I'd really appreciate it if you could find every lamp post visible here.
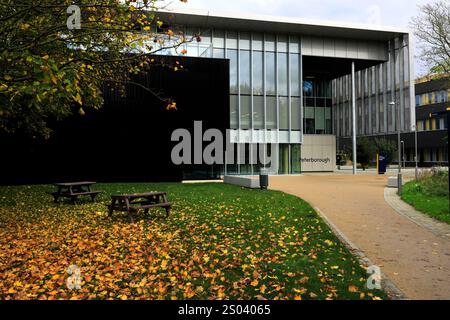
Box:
[401,140,405,168]
[390,101,402,195]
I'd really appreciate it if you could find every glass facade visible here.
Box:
[332,35,414,137]
[153,21,413,175]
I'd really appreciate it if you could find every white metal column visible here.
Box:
[351,62,357,175]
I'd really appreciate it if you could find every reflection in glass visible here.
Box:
[200,29,212,43]
[240,50,251,94]
[291,97,301,130]
[315,107,325,133]
[279,97,289,130]
[267,96,277,129]
[240,95,251,129]
[254,96,264,129]
[289,36,300,53]
[253,51,264,95]
[279,144,289,174]
[227,49,238,94]
[226,31,238,49]
[213,48,225,59]
[265,52,276,95]
[291,145,301,174]
[290,54,300,96]
[239,32,251,50]
[277,35,288,52]
[230,95,239,129]
[278,53,288,96]
[304,80,313,97]
[253,33,263,51]
[213,30,225,48]
[265,34,276,52]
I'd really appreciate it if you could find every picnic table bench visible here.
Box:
[50,182,103,204]
[107,192,171,223]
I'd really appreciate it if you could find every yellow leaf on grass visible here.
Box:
[348,285,359,293]
[250,279,259,287]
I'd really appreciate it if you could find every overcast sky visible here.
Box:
[170,0,435,76]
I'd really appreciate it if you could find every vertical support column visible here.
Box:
[352,61,357,175]
[399,36,405,132]
[237,32,241,175]
[263,34,267,169]
[250,32,254,175]
[407,33,418,179]
[300,39,304,142]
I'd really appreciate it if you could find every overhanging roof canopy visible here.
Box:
[159,8,410,42]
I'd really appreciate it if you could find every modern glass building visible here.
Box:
[156,9,416,175]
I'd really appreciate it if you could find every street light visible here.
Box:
[389,101,403,195]
[401,140,406,168]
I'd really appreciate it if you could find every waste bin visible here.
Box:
[378,154,387,175]
[259,169,269,190]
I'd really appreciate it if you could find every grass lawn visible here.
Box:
[402,180,450,224]
[0,183,386,300]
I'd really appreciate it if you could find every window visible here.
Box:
[227,49,238,94]
[240,95,251,129]
[415,95,421,107]
[289,36,300,54]
[253,51,263,95]
[239,50,251,94]
[230,95,239,129]
[254,96,264,129]
[253,33,263,51]
[239,32,250,50]
[278,53,288,96]
[213,30,225,48]
[315,107,325,134]
[440,118,446,130]
[279,97,289,130]
[265,52,276,95]
[429,92,435,104]
[422,93,429,105]
[213,49,225,58]
[226,31,238,49]
[290,54,300,96]
[291,97,301,131]
[291,145,301,174]
[304,81,313,97]
[439,90,447,103]
[265,34,276,52]
[277,35,288,53]
[266,96,277,129]
[431,118,437,130]
[417,120,424,131]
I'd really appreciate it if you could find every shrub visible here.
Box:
[416,169,449,197]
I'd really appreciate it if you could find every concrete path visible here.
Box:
[270,174,450,300]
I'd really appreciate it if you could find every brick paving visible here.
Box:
[270,174,450,300]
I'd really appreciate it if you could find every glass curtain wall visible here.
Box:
[332,34,413,138]
[303,79,333,135]
[159,26,304,175]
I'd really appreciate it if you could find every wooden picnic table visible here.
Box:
[107,192,171,223]
[50,181,103,204]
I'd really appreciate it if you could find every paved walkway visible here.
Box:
[270,174,450,300]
